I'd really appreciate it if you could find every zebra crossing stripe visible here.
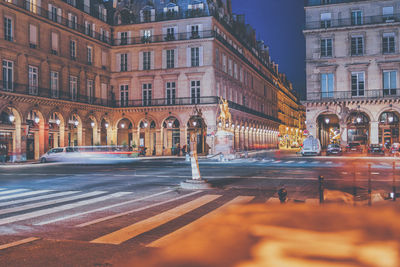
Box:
[272,160,281,163]
[0,191,106,216]
[0,190,53,201]
[0,192,128,226]
[76,191,201,228]
[0,189,29,196]
[148,196,254,248]
[298,161,306,164]
[0,237,40,251]
[285,161,294,164]
[37,190,174,225]
[0,191,79,208]
[266,197,280,203]
[91,194,221,245]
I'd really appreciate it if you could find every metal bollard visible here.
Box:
[318,176,324,204]
[368,164,371,206]
[393,162,396,201]
[353,172,357,206]
[278,188,287,204]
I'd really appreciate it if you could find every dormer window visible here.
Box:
[164,3,179,19]
[188,1,204,17]
[140,6,155,22]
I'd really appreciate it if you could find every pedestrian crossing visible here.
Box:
[0,187,360,250]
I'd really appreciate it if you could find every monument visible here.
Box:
[214,97,235,160]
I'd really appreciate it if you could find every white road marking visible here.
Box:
[0,191,106,216]
[285,161,294,164]
[0,192,128,226]
[371,172,380,175]
[0,189,29,196]
[76,191,202,228]
[37,190,174,225]
[148,196,254,248]
[0,190,53,201]
[311,161,318,164]
[272,160,281,164]
[91,194,221,245]
[0,191,79,208]
[298,161,306,164]
[0,237,40,251]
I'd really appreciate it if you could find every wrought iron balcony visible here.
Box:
[305,0,369,7]
[305,13,400,30]
[306,89,400,101]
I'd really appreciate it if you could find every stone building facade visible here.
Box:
[0,0,302,161]
[304,0,400,148]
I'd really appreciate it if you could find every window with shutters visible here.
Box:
[383,33,395,54]
[191,47,199,67]
[50,5,58,22]
[2,60,13,91]
[68,13,77,29]
[165,27,175,41]
[166,49,174,69]
[51,32,59,55]
[4,17,12,42]
[321,73,334,98]
[166,82,176,105]
[351,72,365,96]
[120,32,128,45]
[351,10,363,25]
[87,80,94,103]
[141,29,152,43]
[87,46,93,64]
[69,76,77,100]
[120,53,128,71]
[50,71,59,98]
[351,36,363,56]
[70,40,76,60]
[190,25,200,39]
[29,24,37,48]
[102,50,107,68]
[85,21,92,36]
[25,0,37,13]
[190,80,200,104]
[383,71,397,96]
[142,83,152,106]
[143,51,151,70]
[28,66,38,95]
[320,12,331,28]
[320,38,332,57]
[120,84,129,107]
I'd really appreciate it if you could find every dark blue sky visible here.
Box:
[232,0,306,99]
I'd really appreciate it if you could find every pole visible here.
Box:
[393,162,396,201]
[368,164,371,206]
[353,172,357,206]
[318,175,324,204]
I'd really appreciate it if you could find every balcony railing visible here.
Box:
[305,13,400,30]
[0,81,111,106]
[113,30,214,45]
[306,89,400,101]
[305,0,369,6]
[2,0,111,44]
[0,81,278,122]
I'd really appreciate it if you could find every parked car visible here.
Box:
[367,144,385,155]
[326,144,342,155]
[301,136,321,156]
[345,142,363,153]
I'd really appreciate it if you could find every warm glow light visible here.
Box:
[356,117,362,123]
[9,114,15,123]
[90,121,95,128]
[325,118,330,124]
[56,119,61,125]
[225,123,229,128]
[144,121,148,128]
[232,124,235,128]
[168,121,173,128]
[193,121,197,127]
[34,117,40,124]
[389,116,394,123]
[74,120,79,126]
[105,123,109,128]
[121,123,125,129]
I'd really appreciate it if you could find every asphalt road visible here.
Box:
[0,151,399,266]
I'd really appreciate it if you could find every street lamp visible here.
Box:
[143,121,148,128]
[105,122,109,128]
[90,121,95,128]
[356,117,362,124]
[325,118,330,124]
[56,119,61,125]
[9,114,15,123]
[388,115,394,123]
[168,121,173,128]
[193,121,197,127]
[74,120,79,127]
[121,123,125,129]
[34,116,40,124]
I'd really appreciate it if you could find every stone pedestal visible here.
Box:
[214,130,235,159]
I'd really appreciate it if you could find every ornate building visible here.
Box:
[0,0,301,161]
[304,0,400,148]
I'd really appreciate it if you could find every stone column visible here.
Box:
[239,129,244,151]
[370,121,379,145]
[156,129,163,156]
[340,123,348,145]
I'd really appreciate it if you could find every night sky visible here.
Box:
[232,0,306,99]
